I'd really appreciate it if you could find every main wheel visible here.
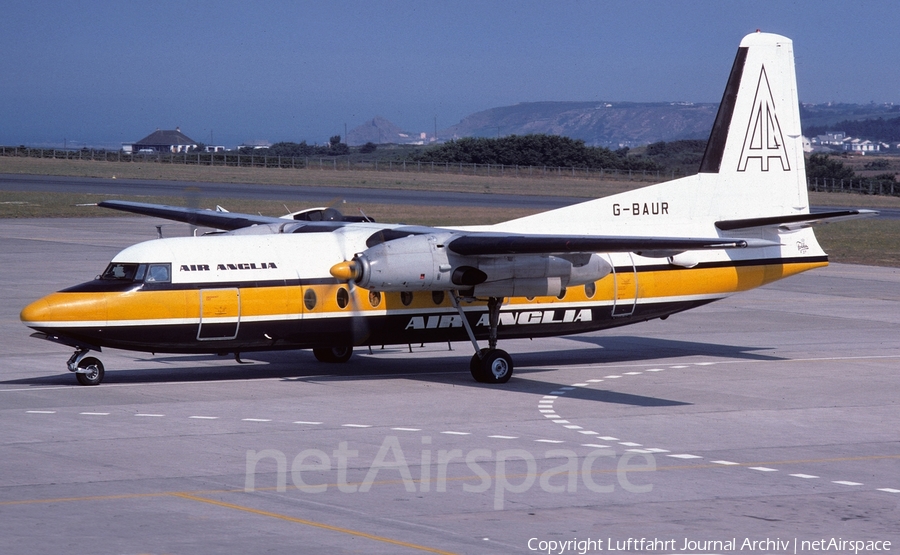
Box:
[469,349,513,384]
[313,346,353,363]
[75,356,105,386]
[469,349,491,383]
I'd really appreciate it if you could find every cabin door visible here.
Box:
[609,253,638,318]
[197,288,241,340]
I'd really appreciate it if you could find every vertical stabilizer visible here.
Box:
[698,32,807,215]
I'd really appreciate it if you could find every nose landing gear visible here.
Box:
[68,348,105,386]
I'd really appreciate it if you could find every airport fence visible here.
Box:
[0,145,682,183]
[807,176,898,197]
[2,146,898,195]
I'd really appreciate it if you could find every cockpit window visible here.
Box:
[99,262,169,283]
[101,263,141,281]
[145,263,171,283]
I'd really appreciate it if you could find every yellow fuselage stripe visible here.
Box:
[23,261,826,326]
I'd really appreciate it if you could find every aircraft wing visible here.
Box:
[447,234,761,256]
[97,200,286,230]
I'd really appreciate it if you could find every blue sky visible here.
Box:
[2,1,898,149]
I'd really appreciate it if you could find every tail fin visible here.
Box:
[698,31,808,216]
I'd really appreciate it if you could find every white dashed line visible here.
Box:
[79,412,109,416]
[293,421,322,425]
[391,427,421,432]
[26,410,56,414]
[135,413,165,417]
[534,362,884,498]
[189,416,218,420]
[241,418,272,422]
[342,424,372,428]
[440,431,470,435]
[488,435,518,439]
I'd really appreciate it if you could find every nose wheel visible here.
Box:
[68,349,105,386]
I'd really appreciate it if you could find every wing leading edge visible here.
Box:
[447,234,761,257]
[98,200,284,230]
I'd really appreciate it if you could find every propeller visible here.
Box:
[330,225,372,350]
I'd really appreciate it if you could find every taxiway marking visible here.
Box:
[536,360,900,498]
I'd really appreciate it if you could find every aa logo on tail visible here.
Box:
[737,66,790,172]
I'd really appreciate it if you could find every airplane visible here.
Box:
[21,31,876,386]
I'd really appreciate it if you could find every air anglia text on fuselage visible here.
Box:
[179,263,278,272]
[406,309,592,330]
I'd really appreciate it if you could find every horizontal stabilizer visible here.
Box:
[716,209,878,232]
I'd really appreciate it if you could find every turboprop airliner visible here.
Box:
[21,32,875,385]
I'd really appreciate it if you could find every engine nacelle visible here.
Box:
[338,233,612,297]
[472,253,611,297]
[351,232,460,291]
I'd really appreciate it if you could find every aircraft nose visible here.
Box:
[20,292,107,329]
[20,297,53,326]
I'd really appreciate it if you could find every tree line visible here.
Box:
[237,135,352,156]
[806,153,896,184]
[410,135,660,171]
[188,131,894,186]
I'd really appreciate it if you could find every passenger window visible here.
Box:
[145,264,171,283]
[304,289,317,310]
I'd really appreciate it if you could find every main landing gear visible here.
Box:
[68,348,105,386]
[451,294,513,384]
